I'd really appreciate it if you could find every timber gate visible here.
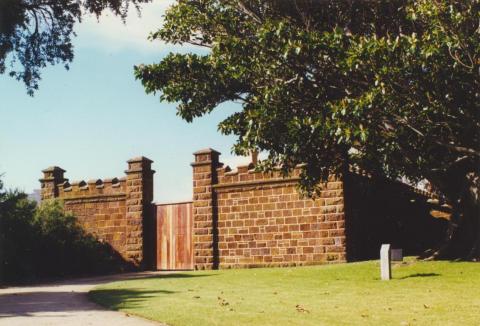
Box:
[155,202,194,270]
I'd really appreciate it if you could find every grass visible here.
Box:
[89,258,480,326]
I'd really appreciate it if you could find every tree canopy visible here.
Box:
[136,0,479,259]
[0,0,150,95]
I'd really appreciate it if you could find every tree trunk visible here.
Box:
[427,171,479,261]
[465,172,480,260]
[467,213,480,260]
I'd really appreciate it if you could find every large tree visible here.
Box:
[135,0,480,259]
[0,0,150,95]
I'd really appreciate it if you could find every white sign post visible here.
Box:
[380,244,391,280]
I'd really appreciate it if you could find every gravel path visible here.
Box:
[0,272,168,326]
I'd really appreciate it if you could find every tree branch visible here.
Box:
[235,1,263,24]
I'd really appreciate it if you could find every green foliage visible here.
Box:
[136,1,479,257]
[0,0,151,95]
[0,181,130,284]
[137,0,478,189]
[0,182,38,282]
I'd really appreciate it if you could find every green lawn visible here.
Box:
[89,259,480,326]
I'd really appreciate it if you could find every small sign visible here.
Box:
[380,244,391,280]
[391,249,403,261]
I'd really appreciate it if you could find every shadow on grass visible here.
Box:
[89,273,217,310]
[398,273,440,279]
[89,288,177,310]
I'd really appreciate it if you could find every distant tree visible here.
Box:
[0,0,150,95]
[135,0,479,259]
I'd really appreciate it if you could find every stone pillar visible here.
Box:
[125,156,155,268]
[39,166,66,200]
[191,148,221,270]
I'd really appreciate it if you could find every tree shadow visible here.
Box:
[398,272,440,279]
[0,272,215,318]
[89,273,217,311]
[89,288,177,311]
[0,288,175,318]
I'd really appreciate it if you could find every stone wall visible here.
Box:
[191,149,346,270]
[39,157,155,267]
[39,150,447,272]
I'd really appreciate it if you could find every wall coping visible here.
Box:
[125,168,156,174]
[62,193,126,200]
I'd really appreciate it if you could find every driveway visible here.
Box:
[0,272,168,326]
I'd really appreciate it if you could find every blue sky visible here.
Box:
[0,1,250,203]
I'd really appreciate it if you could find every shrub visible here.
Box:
[0,184,38,282]
[0,180,131,284]
[33,199,132,279]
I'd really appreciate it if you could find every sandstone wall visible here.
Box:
[39,157,154,267]
[191,149,346,270]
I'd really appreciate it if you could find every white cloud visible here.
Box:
[75,0,200,53]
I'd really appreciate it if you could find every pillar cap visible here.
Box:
[127,156,153,163]
[193,148,221,155]
[42,166,66,173]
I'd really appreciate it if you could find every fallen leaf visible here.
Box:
[296,304,310,313]
[218,297,230,306]
[193,296,200,299]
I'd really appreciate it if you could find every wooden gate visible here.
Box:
[156,202,193,270]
